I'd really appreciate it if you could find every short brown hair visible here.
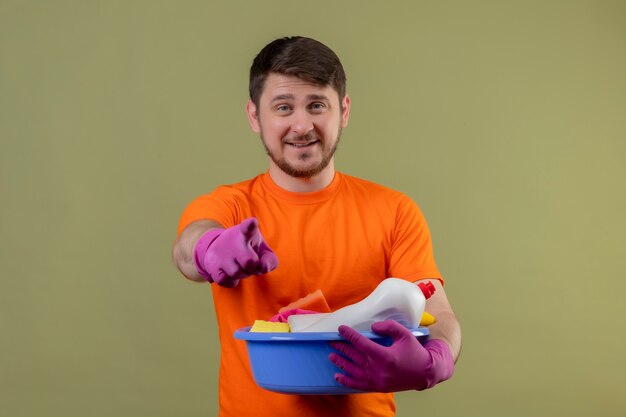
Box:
[249,36,347,106]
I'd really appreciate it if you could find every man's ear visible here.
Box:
[246,100,261,133]
[341,94,351,128]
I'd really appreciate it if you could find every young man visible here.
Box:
[173,36,461,417]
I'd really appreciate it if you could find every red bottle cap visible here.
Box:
[417,281,436,299]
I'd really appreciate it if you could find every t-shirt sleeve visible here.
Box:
[176,186,250,236]
[388,194,443,284]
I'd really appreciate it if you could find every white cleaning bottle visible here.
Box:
[288,278,436,332]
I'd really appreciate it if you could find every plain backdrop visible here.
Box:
[1,1,625,416]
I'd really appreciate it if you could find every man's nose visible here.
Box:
[291,110,314,136]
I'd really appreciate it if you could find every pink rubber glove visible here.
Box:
[329,320,455,392]
[193,217,278,288]
[268,308,319,323]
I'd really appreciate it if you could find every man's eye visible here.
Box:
[276,105,290,112]
[310,102,326,110]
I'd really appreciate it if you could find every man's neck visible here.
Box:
[268,162,335,193]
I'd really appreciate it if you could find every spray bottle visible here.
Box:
[288,278,436,332]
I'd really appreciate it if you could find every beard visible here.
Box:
[260,129,342,179]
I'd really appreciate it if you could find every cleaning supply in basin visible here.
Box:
[252,311,435,333]
[420,311,436,326]
[278,289,331,314]
[269,308,320,323]
[251,281,436,333]
[288,278,436,333]
[250,320,291,333]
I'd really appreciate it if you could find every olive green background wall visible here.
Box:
[1,1,625,416]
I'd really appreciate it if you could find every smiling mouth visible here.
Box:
[286,140,319,148]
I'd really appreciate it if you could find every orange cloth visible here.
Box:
[278,289,331,313]
[177,172,442,417]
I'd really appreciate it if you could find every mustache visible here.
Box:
[283,131,321,143]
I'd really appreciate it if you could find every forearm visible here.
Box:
[417,279,462,361]
[427,309,461,361]
[172,219,224,282]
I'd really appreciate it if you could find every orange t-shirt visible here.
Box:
[177,171,442,417]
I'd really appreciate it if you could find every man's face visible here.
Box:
[246,73,350,178]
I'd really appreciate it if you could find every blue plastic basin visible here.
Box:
[234,326,430,395]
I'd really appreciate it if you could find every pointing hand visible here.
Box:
[193,217,278,287]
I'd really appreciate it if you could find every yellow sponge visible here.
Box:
[250,320,291,333]
[420,311,437,326]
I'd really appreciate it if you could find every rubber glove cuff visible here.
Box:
[193,228,225,282]
[420,338,455,390]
